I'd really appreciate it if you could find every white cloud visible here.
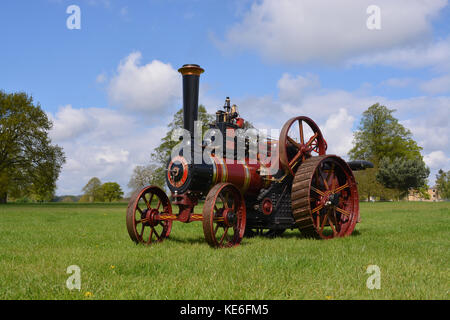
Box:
[108,52,180,113]
[221,0,448,64]
[49,105,167,195]
[400,101,450,153]
[381,77,416,88]
[236,95,286,130]
[48,105,96,142]
[277,73,320,104]
[420,74,450,94]
[281,89,380,124]
[94,147,129,165]
[320,108,355,157]
[350,36,450,70]
[424,151,450,169]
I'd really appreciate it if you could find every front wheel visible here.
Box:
[202,183,246,248]
[126,185,173,245]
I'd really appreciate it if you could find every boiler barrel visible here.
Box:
[166,156,270,196]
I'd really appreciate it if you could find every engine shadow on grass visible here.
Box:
[350,230,362,237]
[164,228,362,246]
[166,235,209,245]
[244,229,362,240]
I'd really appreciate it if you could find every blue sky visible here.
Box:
[1,0,449,195]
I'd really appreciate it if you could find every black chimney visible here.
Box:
[178,64,204,135]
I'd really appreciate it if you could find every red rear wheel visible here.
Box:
[291,155,359,239]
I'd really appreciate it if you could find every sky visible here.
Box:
[1,0,449,195]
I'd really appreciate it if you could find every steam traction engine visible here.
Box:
[126,64,372,248]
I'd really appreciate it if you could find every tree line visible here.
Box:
[79,177,124,202]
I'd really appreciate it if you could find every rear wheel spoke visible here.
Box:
[328,210,337,235]
[320,213,328,233]
[319,168,329,190]
[333,182,349,194]
[312,204,324,214]
[336,207,350,216]
[311,186,325,197]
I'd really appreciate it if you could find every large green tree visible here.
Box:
[349,103,426,200]
[349,103,422,163]
[0,91,65,203]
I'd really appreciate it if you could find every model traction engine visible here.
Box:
[126,64,373,248]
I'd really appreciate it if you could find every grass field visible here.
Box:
[0,201,448,300]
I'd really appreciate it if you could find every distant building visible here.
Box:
[408,187,442,202]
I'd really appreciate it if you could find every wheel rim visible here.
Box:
[126,186,172,245]
[202,183,246,248]
[279,116,327,175]
[292,156,359,239]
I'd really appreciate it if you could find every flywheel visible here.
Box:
[291,155,359,239]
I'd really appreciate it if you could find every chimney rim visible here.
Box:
[178,64,204,76]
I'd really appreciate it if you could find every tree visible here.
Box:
[82,177,103,202]
[376,157,430,198]
[78,194,90,203]
[349,103,422,163]
[349,103,425,200]
[128,164,166,192]
[435,169,450,199]
[101,182,124,202]
[0,91,65,203]
[61,196,75,203]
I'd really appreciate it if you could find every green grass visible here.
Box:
[0,201,448,300]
